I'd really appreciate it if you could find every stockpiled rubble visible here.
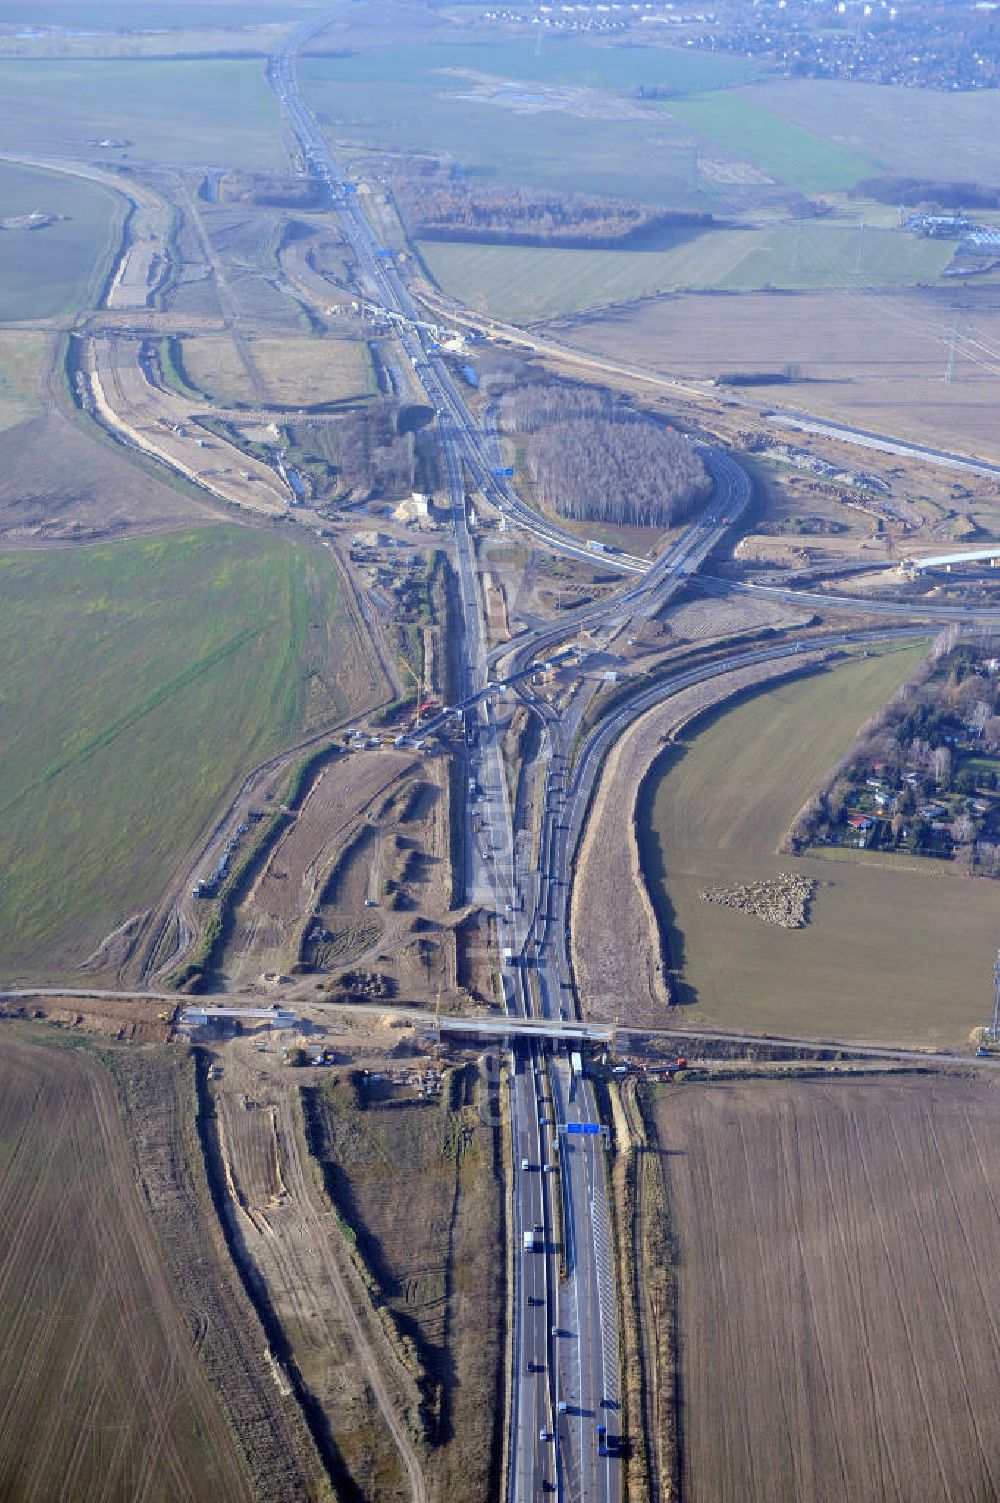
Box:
[700,872,816,928]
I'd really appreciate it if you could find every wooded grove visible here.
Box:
[501,383,710,528]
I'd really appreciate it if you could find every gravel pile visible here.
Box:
[700,872,816,928]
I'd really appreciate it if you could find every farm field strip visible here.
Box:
[307,1068,505,1501]
[741,77,1000,184]
[571,650,832,1028]
[558,283,1000,465]
[0,1035,251,1503]
[0,328,47,429]
[213,1083,421,1500]
[666,89,873,191]
[0,58,290,168]
[302,39,757,96]
[302,72,711,208]
[179,333,375,410]
[0,158,121,320]
[652,1078,1000,1503]
[418,222,951,322]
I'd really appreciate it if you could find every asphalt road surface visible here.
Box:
[262,23,996,1503]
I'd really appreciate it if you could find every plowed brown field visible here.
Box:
[0,1033,250,1503]
[651,1076,1000,1503]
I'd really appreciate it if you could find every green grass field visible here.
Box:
[418,220,952,321]
[0,58,288,167]
[304,39,757,96]
[668,90,873,192]
[302,57,711,206]
[0,161,120,318]
[0,526,368,979]
[743,78,1000,185]
[639,644,1000,1046]
[0,329,46,428]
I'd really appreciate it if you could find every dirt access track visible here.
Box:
[570,649,832,1026]
[209,1047,427,1503]
[86,333,292,516]
[227,748,417,985]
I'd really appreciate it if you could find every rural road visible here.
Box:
[3,987,994,1071]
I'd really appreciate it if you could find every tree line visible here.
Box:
[395,178,711,248]
[501,383,709,529]
[853,176,1000,210]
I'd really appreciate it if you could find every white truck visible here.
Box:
[570,1050,584,1079]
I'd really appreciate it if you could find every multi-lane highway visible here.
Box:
[270,22,629,1503]
[267,23,762,1502]
[265,20,954,1503]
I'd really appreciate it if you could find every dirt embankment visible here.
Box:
[249,751,416,925]
[0,991,173,1042]
[571,653,830,1025]
[224,750,417,987]
[106,236,167,309]
[208,1061,427,1503]
[85,334,291,516]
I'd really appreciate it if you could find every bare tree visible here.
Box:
[910,736,932,770]
[827,777,852,821]
[930,624,960,660]
[954,813,977,845]
[970,699,992,734]
[932,745,953,789]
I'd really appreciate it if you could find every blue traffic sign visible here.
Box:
[566,1122,600,1135]
[492,466,515,477]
